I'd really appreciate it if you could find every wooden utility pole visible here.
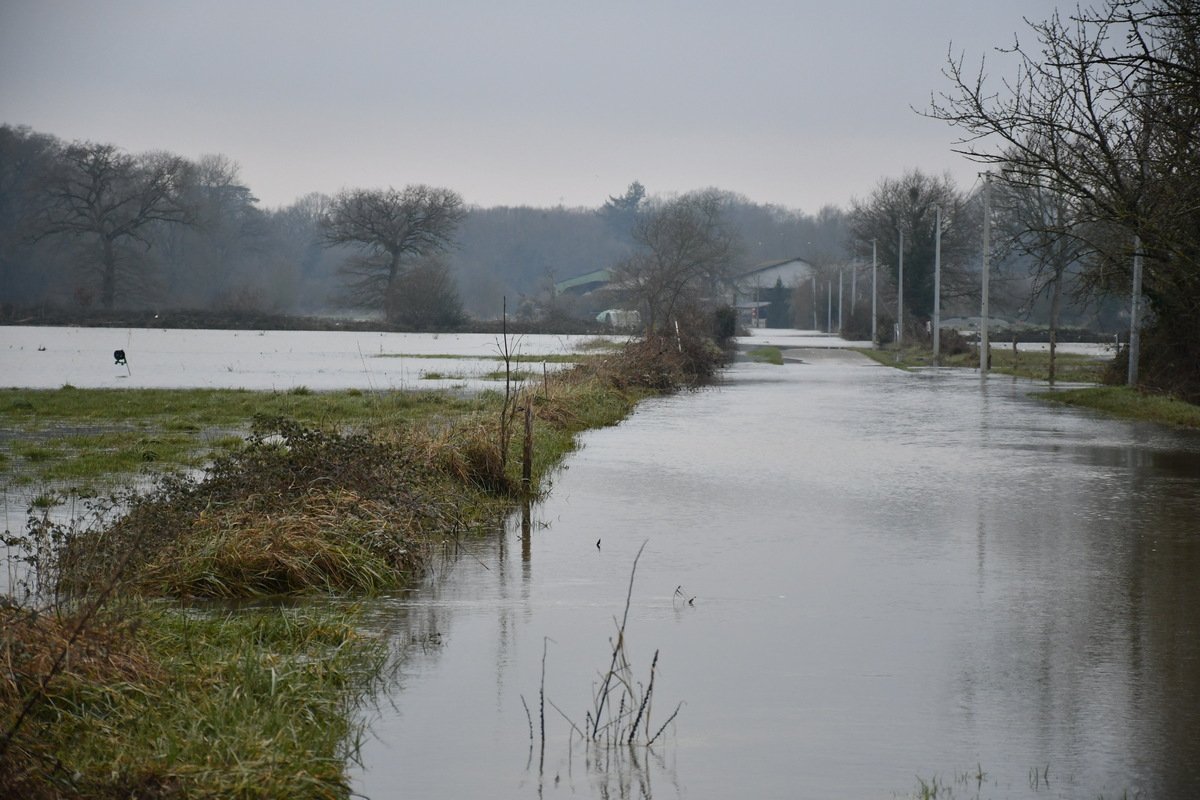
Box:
[933,206,942,364]
[897,229,905,345]
[981,172,992,374]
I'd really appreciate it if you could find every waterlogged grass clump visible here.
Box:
[51,415,478,598]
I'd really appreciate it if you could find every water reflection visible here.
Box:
[352,360,1200,799]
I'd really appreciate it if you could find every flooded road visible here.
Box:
[351,353,1200,799]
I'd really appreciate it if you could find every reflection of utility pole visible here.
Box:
[981,172,992,373]
[871,239,878,345]
[933,206,942,364]
[897,229,905,345]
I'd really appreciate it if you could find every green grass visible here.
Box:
[0,387,494,486]
[746,346,784,365]
[0,386,486,428]
[854,345,1111,383]
[480,369,539,381]
[2,602,386,799]
[1033,385,1200,428]
[375,352,587,363]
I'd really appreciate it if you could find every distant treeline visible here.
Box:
[0,123,851,324]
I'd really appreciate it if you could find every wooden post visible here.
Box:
[1048,330,1057,383]
[522,400,533,494]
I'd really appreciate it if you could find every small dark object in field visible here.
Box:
[114,349,127,365]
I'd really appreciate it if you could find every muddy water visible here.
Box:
[351,355,1200,800]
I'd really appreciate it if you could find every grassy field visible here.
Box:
[0,386,494,488]
[1,333,723,798]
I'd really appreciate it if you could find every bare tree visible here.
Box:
[848,169,979,324]
[613,189,742,331]
[149,154,269,307]
[991,156,1094,378]
[927,0,1200,397]
[30,142,194,309]
[389,254,466,329]
[0,125,61,305]
[321,185,465,322]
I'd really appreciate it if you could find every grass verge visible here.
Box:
[1032,385,1200,428]
[746,346,784,365]
[1,601,385,799]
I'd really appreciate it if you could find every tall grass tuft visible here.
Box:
[530,542,682,768]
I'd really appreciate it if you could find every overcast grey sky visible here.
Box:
[1,0,1057,212]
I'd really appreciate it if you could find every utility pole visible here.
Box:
[871,239,878,345]
[933,206,942,364]
[851,264,857,314]
[827,279,832,332]
[1129,235,1142,386]
[981,172,992,374]
[897,229,905,345]
[1129,77,1151,387]
[812,274,818,330]
[838,270,844,333]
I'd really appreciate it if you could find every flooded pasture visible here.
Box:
[350,339,1199,799]
[0,325,593,392]
[0,325,601,537]
[2,326,1197,798]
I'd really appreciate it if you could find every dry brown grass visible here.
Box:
[1,606,158,708]
[1,605,166,799]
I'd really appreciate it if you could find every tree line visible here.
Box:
[0,126,1141,345]
[0,127,849,327]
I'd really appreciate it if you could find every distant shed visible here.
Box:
[732,258,814,304]
[554,268,613,296]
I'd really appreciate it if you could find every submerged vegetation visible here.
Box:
[855,340,1200,429]
[854,343,1113,384]
[746,345,784,365]
[1,331,725,798]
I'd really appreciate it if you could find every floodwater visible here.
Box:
[349,333,1199,800]
[0,325,595,391]
[3,326,1196,798]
